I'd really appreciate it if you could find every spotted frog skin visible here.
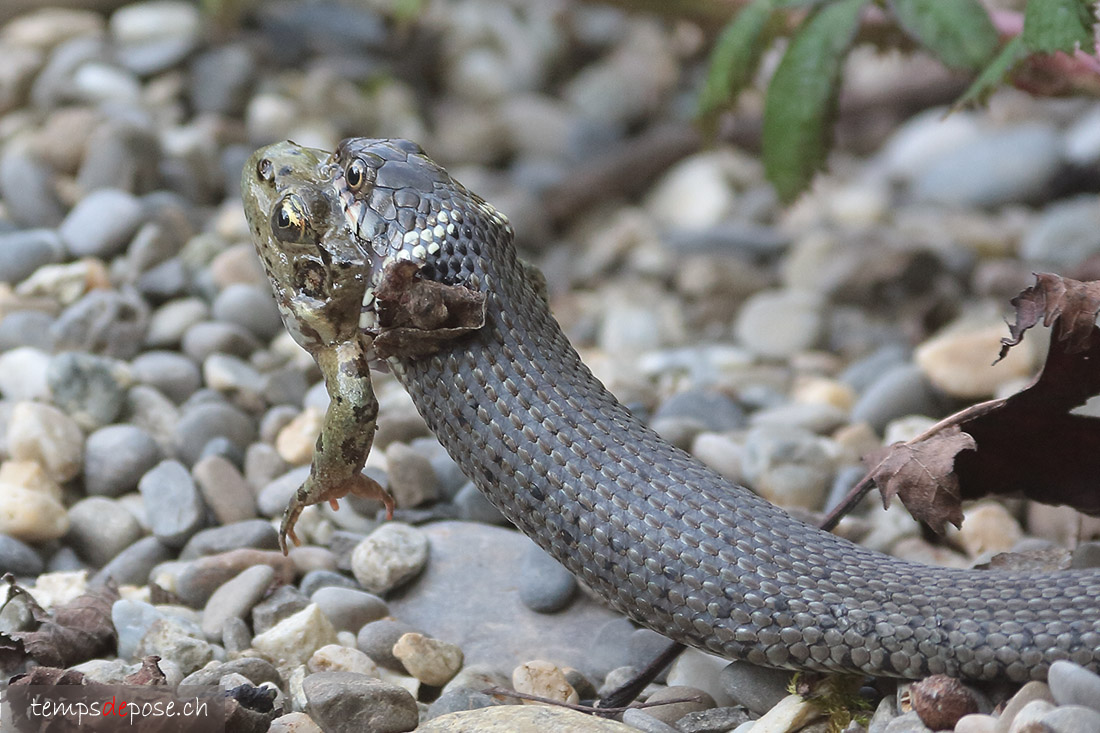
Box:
[242,142,393,549]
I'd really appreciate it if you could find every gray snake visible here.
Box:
[252,137,1100,682]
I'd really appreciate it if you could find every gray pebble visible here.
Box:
[350,522,429,594]
[51,289,149,359]
[0,533,44,576]
[0,347,51,401]
[130,351,201,403]
[257,465,311,518]
[850,363,940,434]
[92,535,172,586]
[424,687,500,719]
[252,584,310,635]
[136,257,190,301]
[179,656,284,689]
[652,388,745,433]
[0,228,63,283]
[299,569,359,597]
[58,188,145,258]
[202,564,275,642]
[189,42,256,116]
[1043,704,1100,733]
[174,401,256,466]
[0,141,64,227]
[146,298,209,348]
[66,496,145,568]
[718,660,793,716]
[181,321,260,362]
[221,616,251,655]
[1071,542,1100,569]
[643,685,715,725]
[518,542,577,613]
[881,711,932,733]
[675,707,752,733]
[260,366,309,408]
[202,353,265,408]
[453,481,508,525]
[138,459,206,548]
[410,437,467,499]
[112,598,164,660]
[191,454,257,525]
[839,344,909,393]
[1048,661,1100,713]
[588,617,637,680]
[740,425,832,510]
[628,628,674,684]
[110,0,203,75]
[911,123,1063,207]
[734,288,824,359]
[47,352,130,430]
[384,441,440,508]
[1019,195,1100,268]
[357,618,421,672]
[84,424,161,497]
[179,519,278,560]
[212,283,283,341]
[47,546,87,573]
[0,310,56,352]
[76,121,160,195]
[310,586,389,633]
[302,671,418,733]
[621,708,679,733]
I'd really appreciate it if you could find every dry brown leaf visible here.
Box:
[2,579,118,669]
[998,272,1100,360]
[865,427,975,534]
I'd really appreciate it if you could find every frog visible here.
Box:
[241,141,395,551]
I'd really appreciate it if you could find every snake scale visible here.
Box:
[243,137,1100,682]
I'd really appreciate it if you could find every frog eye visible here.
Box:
[256,157,274,183]
[345,158,372,192]
[271,194,312,243]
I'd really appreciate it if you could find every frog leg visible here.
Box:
[279,337,395,553]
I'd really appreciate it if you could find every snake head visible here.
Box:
[329,138,513,332]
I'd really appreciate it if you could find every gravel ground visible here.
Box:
[1,1,1100,732]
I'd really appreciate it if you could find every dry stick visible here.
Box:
[818,398,1003,532]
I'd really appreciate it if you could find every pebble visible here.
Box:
[65,496,144,567]
[179,519,278,560]
[93,535,172,587]
[191,454,257,525]
[0,310,56,352]
[417,705,637,732]
[954,502,1023,558]
[301,671,419,733]
[82,423,161,497]
[211,283,283,341]
[138,459,206,548]
[257,465,311,518]
[350,522,429,594]
[47,351,130,430]
[180,321,260,362]
[109,0,203,75]
[1048,661,1100,713]
[513,659,579,705]
[201,564,274,641]
[1019,195,1100,268]
[0,533,44,576]
[385,441,441,508]
[718,661,794,716]
[170,548,295,608]
[747,694,823,733]
[0,228,64,283]
[734,289,824,359]
[299,568,356,596]
[77,121,160,195]
[910,123,1063,207]
[252,584,310,635]
[518,542,577,613]
[0,479,67,544]
[621,708,680,733]
[641,685,715,725]
[252,603,339,669]
[137,615,216,675]
[179,656,284,688]
[690,432,744,482]
[675,707,752,733]
[1043,705,1100,732]
[914,318,1036,399]
[452,481,508,524]
[129,351,202,403]
[268,712,324,733]
[357,618,422,673]
[173,401,256,466]
[309,586,388,633]
[425,687,501,719]
[393,632,464,687]
[651,388,745,434]
[740,425,833,510]
[7,401,84,482]
[0,140,65,227]
[58,187,145,259]
[145,298,210,349]
[51,289,150,359]
[849,363,940,434]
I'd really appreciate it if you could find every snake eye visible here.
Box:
[257,157,274,183]
[345,158,371,192]
[271,194,312,243]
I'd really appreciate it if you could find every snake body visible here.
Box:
[255,138,1100,682]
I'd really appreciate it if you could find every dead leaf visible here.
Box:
[1,579,118,669]
[865,427,976,534]
[998,272,1100,360]
[124,656,168,686]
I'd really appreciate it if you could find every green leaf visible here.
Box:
[762,0,869,202]
[1022,0,1097,55]
[954,35,1029,108]
[698,0,775,116]
[889,0,1000,69]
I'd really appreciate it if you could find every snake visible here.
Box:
[242,137,1100,682]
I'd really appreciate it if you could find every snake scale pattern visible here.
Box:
[248,137,1100,682]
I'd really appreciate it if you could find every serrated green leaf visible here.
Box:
[1023,0,1096,55]
[954,35,1029,108]
[762,0,870,202]
[698,0,775,116]
[889,0,999,69]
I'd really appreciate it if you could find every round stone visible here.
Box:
[350,523,429,594]
[66,496,145,568]
[138,460,206,548]
[734,289,824,359]
[58,188,145,258]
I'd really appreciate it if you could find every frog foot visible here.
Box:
[279,472,396,554]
